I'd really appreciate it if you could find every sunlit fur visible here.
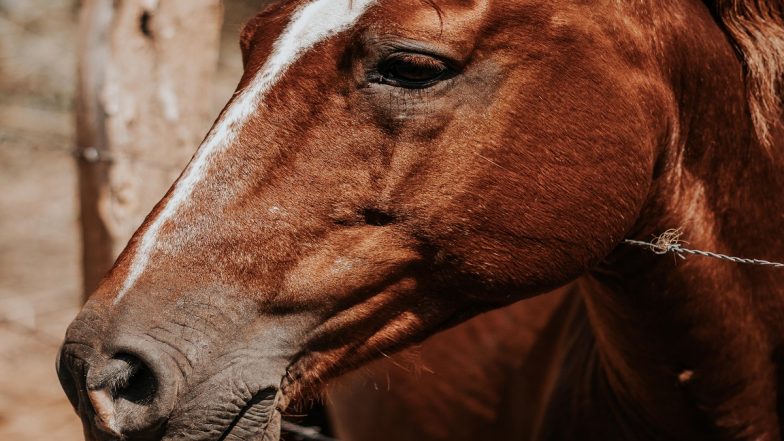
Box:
[710,0,784,148]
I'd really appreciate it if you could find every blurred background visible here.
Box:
[0,0,265,438]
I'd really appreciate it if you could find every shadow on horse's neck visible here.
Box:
[573,35,784,441]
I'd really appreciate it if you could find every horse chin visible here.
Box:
[220,388,283,441]
[161,387,284,441]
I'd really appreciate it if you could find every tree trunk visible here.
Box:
[75,0,223,300]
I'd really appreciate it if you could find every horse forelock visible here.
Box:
[113,0,377,304]
[708,0,784,149]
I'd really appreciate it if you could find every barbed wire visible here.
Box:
[624,229,784,268]
[0,131,188,173]
[1,130,192,226]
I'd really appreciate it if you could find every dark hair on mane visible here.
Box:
[707,0,784,148]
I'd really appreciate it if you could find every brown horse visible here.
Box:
[57,0,784,440]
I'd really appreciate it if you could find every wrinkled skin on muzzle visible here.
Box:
[59,288,297,440]
[58,0,672,439]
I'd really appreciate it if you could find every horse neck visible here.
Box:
[578,49,784,438]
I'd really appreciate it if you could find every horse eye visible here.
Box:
[378,53,450,88]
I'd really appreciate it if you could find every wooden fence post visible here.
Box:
[75,0,223,300]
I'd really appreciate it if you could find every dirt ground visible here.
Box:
[0,1,260,439]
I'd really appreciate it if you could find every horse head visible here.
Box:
[58,0,783,439]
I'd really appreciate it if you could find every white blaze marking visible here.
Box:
[115,0,377,304]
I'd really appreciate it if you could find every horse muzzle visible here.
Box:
[57,334,181,440]
[56,309,288,441]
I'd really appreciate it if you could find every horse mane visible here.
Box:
[706,0,784,148]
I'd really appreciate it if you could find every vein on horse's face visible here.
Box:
[114,0,378,305]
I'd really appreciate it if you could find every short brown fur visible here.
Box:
[58,1,784,440]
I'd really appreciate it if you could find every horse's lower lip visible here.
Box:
[219,388,281,441]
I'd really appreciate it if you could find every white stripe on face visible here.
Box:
[115,0,377,304]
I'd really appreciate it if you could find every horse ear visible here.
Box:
[702,0,784,149]
[239,14,264,68]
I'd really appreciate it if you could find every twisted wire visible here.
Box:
[1,131,186,172]
[624,229,784,269]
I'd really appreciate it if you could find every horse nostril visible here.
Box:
[84,354,147,434]
[58,329,180,438]
[84,352,167,437]
[87,355,137,392]
[110,353,157,404]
